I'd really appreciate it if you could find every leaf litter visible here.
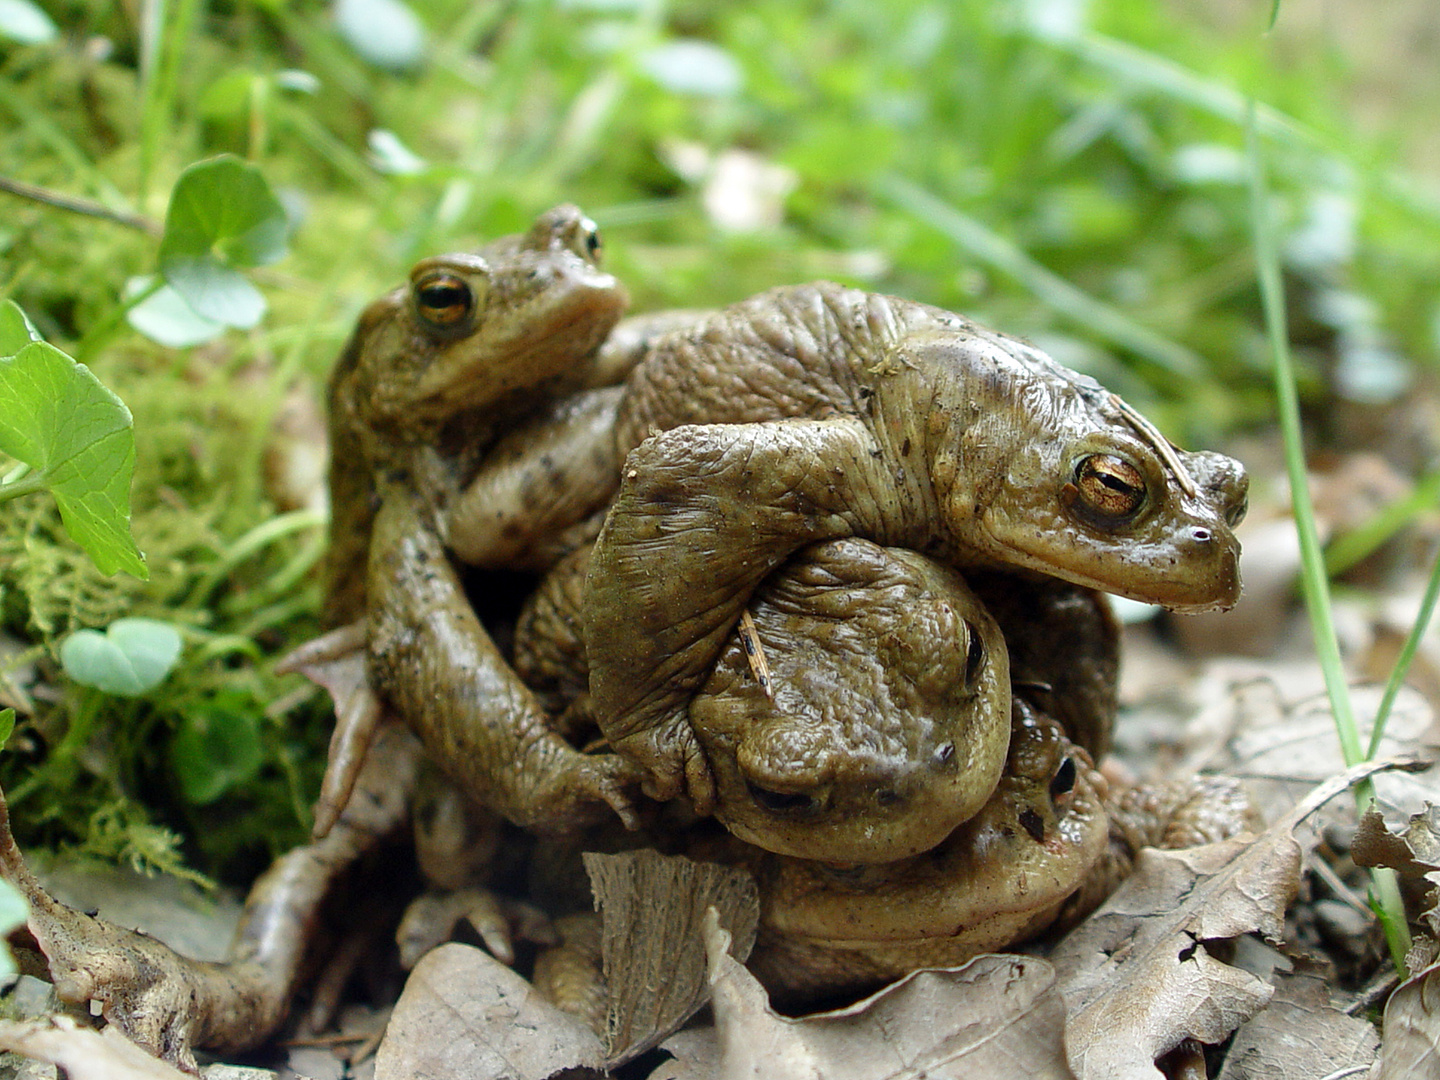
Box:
[1,680,1437,1077]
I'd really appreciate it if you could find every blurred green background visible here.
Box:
[0,0,1435,882]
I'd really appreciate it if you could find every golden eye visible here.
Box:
[1062,454,1147,529]
[564,216,603,264]
[413,273,475,333]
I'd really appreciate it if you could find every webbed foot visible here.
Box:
[275,621,383,838]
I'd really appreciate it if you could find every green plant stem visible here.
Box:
[184,508,326,608]
[73,278,164,365]
[1245,101,1411,974]
[8,689,104,808]
[878,175,1204,380]
[1366,544,1440,760]
[139,0,204,205]
[0,473,47,506]
[1245,108,1362,767]
[1325,468,1440,575]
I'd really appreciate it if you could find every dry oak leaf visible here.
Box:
[1375,959,1440,1080]
[1213,964,1378,1079]
[1049,759,1403,1080]
[0,1016,191,1080]
[1353,802,1440,935]
[675,910,1075,1080]
[373,941,605,1080]
[584,849,759,1066]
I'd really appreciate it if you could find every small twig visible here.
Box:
[736,610,775,702]
[0,175,159,234]
[1344,965,1401,1016]
[281,1031,373,1048]
[1111,393,1198,499]
[1306,852,1372,917]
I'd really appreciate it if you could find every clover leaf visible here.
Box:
[0,877,25,978]
[170,700,264,805]
[60,618,182,697]
[158,155,288,328]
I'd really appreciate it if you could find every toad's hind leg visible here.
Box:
[584,417,907,808]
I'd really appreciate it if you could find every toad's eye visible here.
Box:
[1062,454,1147,529]
[1049,756,1077,800]
[561,215,603,264]
[961,620,986,689]
[413,273,475,333]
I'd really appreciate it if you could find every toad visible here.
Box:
[724,702,1253,1008]
[317,204,644,832]
[576,282,1248,800]
[518,542,1248,1013]
[517,538,1015,863]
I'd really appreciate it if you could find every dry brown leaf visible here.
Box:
[1353,804,1440,877]
[1050,759,1404,1080]
[1376,960,1440,1080]
[0,1016,191,1080]
[584,849,759,1065]
[1215,965,1378,1079]
[650,1028,721,1080]
[373,942,604,1080]
[1352,803,1440,935]
[697,912,1075,1080]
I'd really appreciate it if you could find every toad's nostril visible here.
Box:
[1190,527,1211,543]
[1049,757,1077,799]
[1018,807,1045,842]
[747,781,817,815]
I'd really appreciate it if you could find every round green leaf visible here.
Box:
[333,0,425,72]
[0,0,56,44]
[159,156,288,327]
[61,618,183,697]
[124,276,228,348]
[368,129,429,176]
[0,876,26,978]
[0,339,147,577]
[157,259,267,330]
[275,69,320,94]
[639,40,743,97]
[171,704,264,805]
[199,71,261,122]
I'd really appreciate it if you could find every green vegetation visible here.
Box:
[0,0,1434,887]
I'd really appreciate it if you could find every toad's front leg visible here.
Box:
[584,418,915,808]
[367,484,640,832]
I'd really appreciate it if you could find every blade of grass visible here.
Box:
[1043,29,1440,229]
[878,176,1204,380]
[138,0,204,204]
[1366,545,1440,761]
[1324,467,1440,576]
[1245,99,1411,973]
